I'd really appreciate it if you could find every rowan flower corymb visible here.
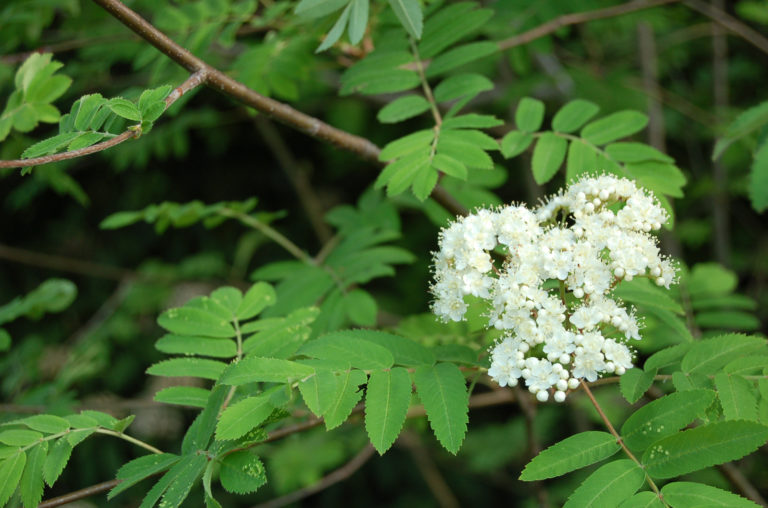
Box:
[430,175,677,402]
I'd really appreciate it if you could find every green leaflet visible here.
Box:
[425,41,498,77]
[140,454,207,508]
[515,97,545,133]
[109,97,142,122]
[377,95,430,124]
[219,357,315,385]
[183,385,229,454]
[620,389,715,451]
[20,441,47,508]
[236,282,276,320]
[356,330,434,367]
[147,358,227,381]
[566,139,599,182]
[715,373,758,421]
[154,386,210,408]
[580,111,649,146]
[365,367,412,454]
[661,482,760,507]
[155,334,236,358]
[0,278,77,326]
[724,356,768,375]
[644,343,691,371]
[612,278,683,314]
[563,460,645,508]
[43,438,73,487]
[388,0,422,39]
[681,334,767,374]
[433,73,493,103]
[110,453,181,499]
[219,450,267,494]
[0,452,26,507]
[619,368,657,404]
[18,414,70,434]
[501,130,534,159]
[713,101,768,160]
[520,431,620,481]
[552,99,600,133]
[413,363,468,454]
[418,3,493,59]
[618,491,663,508]
[316,1,352,52]
[642,420,768,479]
[379,129,433,161]
[749,140,768,212]
[216,392,275,441]
[625,161,686,198]
[532,133,567,184]
[0,429,42,446]
[299,368,340,417]
[324,369,367,430]
[157,307,235,338]
[298,331,394,370]
[605,142,673,164]
[348,0,369,44]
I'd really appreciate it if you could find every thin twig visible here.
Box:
[515,386,549,508]
[0,70,206,169]
[0,243,132,280]
[683,0,768,56]
[497,0,680,51]
[398,432,460,508]
[252,444,376,508]
[38,479,121,508]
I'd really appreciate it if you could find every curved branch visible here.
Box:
[38,479,121,508]
[0,70,206,170]
[497,0,680,51]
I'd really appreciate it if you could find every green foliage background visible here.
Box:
[1,0,767,506]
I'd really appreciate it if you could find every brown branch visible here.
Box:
[0,243,132,280]
[0,70,206,170]
[683,0,768,56]
[38,479,121,508]
[252,444,376,508]
[514,386,549,508]
[497,0,680,51]
[89,0,466,217]
[398,432,460,508]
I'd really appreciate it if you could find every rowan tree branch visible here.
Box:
[497,0,680,51]
[683,0,768,56]
[0,70,206,170]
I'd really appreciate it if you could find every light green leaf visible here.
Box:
[348,0,369,44]
[715,372,758,421]
[681,334,767,374]
[316,2,351,52]
[501,130,533,159]
[749,139,768,212]
[619,368,657,404]
[0,429,42,446]
[295,0,348,19]
[20,441,46,508]
[426,41,499,77]
[605,142,673,163]
[413,363,468,454]
[642,420,768,479]
[552,99,600,133]
[19,414,70,434]
[437,136,493,169]
[520,431,620,481]
[0,451,26,507]
[433,73,493,103]
[157,307,235,338]
[365,367,412,454]
[625,161,686,198]
[236,282,276,321]
[613,279,684,315]
[388,0,422,39]
[724,356,768,375]
[379,129,433,161]
[43,438,72,487]
[298,331,394,370]
[220,357,315,385]
[713,101,768,160]
[146,358,227,380]
[209,287,242,314]
[108,97,141,122]
[358,330,434,367]
[411,164,439,200]
[216,393,274,440]
[661,482,760,507]
[68,131,106,151]
[344,289,377,326]
[377,95,430,124]
[581,111,649,146]
[432,153,468,180]
[441,113,503,130]
[21,132,82,158]
[299,368,340,417]
[324,369,367,429]
[110,454,181,499]
[154,386,210,408]
[155,334,236,358]
[515,97,545,133]
[566,139,599,182]
[620,389,715,451]
[563,460,644,508]
[219,451,266,494]
[532,132,567,184]
[73,94,105,131]
[618,491,663,508]
[418,3,493,59]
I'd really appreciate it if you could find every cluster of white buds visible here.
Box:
[431,175,677,402]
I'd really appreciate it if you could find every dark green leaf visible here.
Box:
[324,369,367,429]
[715,372,758,421]
[344,289,377,326]
[147,358,226,380]
[418,3,493,59]
[515,97,545,132]
[365,367,412,453]
[413,363,468,454]
[216,393,274,440]
[426,41,499,77]
[20,441,47,508]
[520,431,620,481]
[43,438,72,487]
[295,0,348,19]
[681,334,767,374]
[0,451,26,507]
[749,140,768,212]
[157,307,235,338]
[154,386,210,407]
[316,2,351,52]
[220,357,315,385]
[619,368,657,404]
[563,460,644,508]
[155,334,236,358]
[661,482,760,507]
[219,451,266,494]
[299,331,394,369]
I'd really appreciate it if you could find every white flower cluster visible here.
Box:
[431,175,676,402]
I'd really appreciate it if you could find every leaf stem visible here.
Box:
[409,38,442,128]
[94,428,163,454]
[579,380,667,506]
